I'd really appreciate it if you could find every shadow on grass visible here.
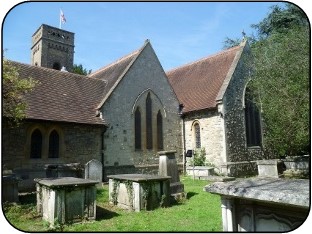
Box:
[186,192,198,200]
[96,206,119,221]
[19,192,36,205]
[168,191,198,207]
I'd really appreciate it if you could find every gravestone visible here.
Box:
[158,150,184,197]
[85,159,103,183]
[2,170,19,203]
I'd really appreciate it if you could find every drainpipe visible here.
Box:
[182,116,186,175]
[101,128,107,182]
[178,104,186,175]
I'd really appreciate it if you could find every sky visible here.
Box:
[2,0,309,73]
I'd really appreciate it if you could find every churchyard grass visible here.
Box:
[3,176,222,232]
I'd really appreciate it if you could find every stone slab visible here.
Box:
[34,177,98,188]
[196,176,236,182]
[204,178,309,208]
[186,166,214,177]
[158,150,184,196]
[107,174,171,182]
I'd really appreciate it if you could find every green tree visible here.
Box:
[251,4,309,156]
[251,3,308,39]
[223,34,256,49]
[72,64,92,75]
[250,26,309,157]
[224,3,310,157]
[2,59,37,126]
[250,3,309,157]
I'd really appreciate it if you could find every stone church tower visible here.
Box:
[31,24,74,72]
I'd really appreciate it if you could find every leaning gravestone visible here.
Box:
[85,159,103,183]
[158,150,184,198]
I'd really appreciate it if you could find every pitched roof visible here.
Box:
[166,45,243,113]
[88,49,139,90]
[9,61,108,125]
[88,42,147,107]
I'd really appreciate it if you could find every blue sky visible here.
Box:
[1,1,308,72]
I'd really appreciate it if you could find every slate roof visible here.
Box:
[8,61,108,125]
[166,45,242,113]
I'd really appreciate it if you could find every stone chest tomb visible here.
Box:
[35,177,98,226]
[108,174,171,211]
[204,178,309,232]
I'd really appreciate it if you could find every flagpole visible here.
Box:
[59,9,62,29]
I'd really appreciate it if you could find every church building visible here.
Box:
[167,41,263,176]
[2,24,263,191]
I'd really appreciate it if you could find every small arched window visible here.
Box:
[30,129,42,158]
[146,93,153,150]
[135,107,142,150]
[194,123,201,149]
[49,130,59,158]
[157,111,164,150]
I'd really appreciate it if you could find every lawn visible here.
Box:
[3,176,222,232]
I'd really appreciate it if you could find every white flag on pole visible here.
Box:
[60,9,66,24]
[59,9,66,29]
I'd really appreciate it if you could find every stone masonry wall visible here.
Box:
[2,121,104,191]
[183,109,226,173]
[101,43,182,178]
[221,43,263,176]
[31,24,74,72]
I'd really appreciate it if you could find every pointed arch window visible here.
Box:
[49,130,59,158]
[194,123,201,149]
[30,129,42,158]
[157,110,164,150]
[146,93,153,150]
[245,88,262,147]
[135,107,142,150]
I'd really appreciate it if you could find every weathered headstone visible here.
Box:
[158,150,184,197]
[2,170,19,203]
[85,159,103,183]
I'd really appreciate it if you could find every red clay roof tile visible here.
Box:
[166,45,241,113]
